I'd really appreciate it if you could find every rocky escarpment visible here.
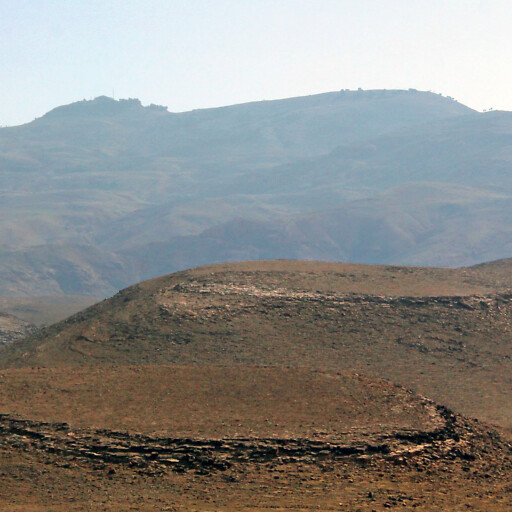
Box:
[160,280,512,363]
[1,406,509,476]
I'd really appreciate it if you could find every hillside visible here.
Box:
[123,183,512,279]
[2,259,512,510]
[8,89,512,296]
[3,259,512,429]
[0,366,445,438]
[0,312,35,345]
[0,294,98,327]
[1,365,511,511]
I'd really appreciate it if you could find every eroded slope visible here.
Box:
[1,365,511,511]
[2,260,512,428]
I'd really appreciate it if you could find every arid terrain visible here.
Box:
[1,259,512,510]
[4,91,512,297]
[5,5,512,510]
[4,259,512,426]
[1,366,511,511]
[0,295,97,345]
[0,312,35,346]
[0,295,98,327]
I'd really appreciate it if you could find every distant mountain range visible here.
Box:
[2,89,512,297]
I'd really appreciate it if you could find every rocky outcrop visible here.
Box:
[0,313,36,345]
[1,406,508,475]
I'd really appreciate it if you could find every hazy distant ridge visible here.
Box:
[2,89,512,296]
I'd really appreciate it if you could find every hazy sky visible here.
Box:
[1,0,511,126]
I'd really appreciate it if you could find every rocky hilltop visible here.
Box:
[1,259,512,510]
[1,365,511,511]
[3,259,512,429]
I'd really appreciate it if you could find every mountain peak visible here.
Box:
[41,96,168,120]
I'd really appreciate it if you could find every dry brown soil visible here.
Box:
[0,365,511,511]
[3,260,512,428]
[2,260,512,510]
[0,366,443,437]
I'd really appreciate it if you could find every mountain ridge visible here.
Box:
[1,88,510,297]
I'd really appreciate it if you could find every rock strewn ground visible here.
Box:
[0,407,511,511]
[0,312,36,345]
[0,405,479,472]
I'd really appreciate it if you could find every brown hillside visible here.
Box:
[1,365,511,511]
[0,366,443,441]
[465,255,512,288]
[0,366,443,438]
[2,259,512,429]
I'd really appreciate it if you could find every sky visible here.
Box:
[1,0,511,126]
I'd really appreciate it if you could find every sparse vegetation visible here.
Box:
[2,88,512,509]
[1,259,512,509]
[3,89,505,297]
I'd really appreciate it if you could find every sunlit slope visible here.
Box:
[2,259,512,427]
[1,364,511,511]
[0,366,444,438]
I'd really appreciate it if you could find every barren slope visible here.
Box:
[2,260,512,510]
[0,295,98,326]
[0,366,443,438]
[2,260,512,428]
[0,312,36,345]
[1,365,511,511]
[6,90,512,296]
